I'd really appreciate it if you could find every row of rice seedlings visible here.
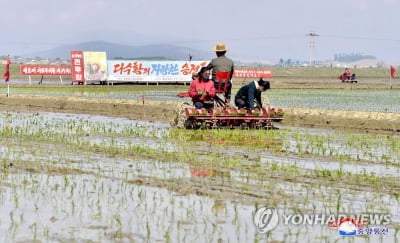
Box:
[281,128,400,164]
[0,171,256,242]
[170,126,400,168]
[1,114,398,199]
[3,110,398,167]
[169,128,285,151]
[3,136,398,229]
[269,89,400,113]
[11,86,187,101]
[3,119,396,198]
[166,138,399,222]
[254,176,395,233]
[1,112,398,241]
[1,140,397,240]
[1,112,397,194]
[9,85,400,113]
[8,131,398,205]
[1,125,392,207]
[0,112,168,139]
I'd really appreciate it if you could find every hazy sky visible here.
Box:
[1,0,400,63]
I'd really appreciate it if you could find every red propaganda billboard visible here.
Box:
[70,50,85,82]
[20,65,72,75]
[233,68,272,79]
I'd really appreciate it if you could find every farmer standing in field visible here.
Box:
[206,42,234,103]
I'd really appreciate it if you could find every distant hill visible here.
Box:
[22,41,211,60]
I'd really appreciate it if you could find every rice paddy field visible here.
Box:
[0,66,399,242]
[5,86,400,114]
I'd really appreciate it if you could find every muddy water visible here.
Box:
[0,111,399,242]
[0,173,254,242]
[3,173,394,242]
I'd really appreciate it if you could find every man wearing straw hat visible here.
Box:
[206,42,234,103]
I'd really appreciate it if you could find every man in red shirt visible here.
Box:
[189,67,216,109]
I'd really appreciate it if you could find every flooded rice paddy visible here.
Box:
[10,87,400,113]
[0,111,399,242]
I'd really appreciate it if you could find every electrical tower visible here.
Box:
[306,31,319,65]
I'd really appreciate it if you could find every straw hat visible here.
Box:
[212,42,228,52]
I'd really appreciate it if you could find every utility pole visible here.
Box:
[306,31,319,66]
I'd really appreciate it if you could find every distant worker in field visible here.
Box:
[339,68,351,81]
[206,42,234,102]
[338,68,357,82]
[188,67,216,109]
[235,78,270,111]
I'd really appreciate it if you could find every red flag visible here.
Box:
[3,55,11,82]
[390,65,396,78]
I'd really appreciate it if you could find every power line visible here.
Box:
[320,34,400,42]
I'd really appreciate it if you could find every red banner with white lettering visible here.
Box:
[233,68,272,78]
[70,50,85,82]
[20,65,72,75]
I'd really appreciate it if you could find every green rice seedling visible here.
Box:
[145,221,151,239]
[335,190,342,215]
[30,222,38,242]
[394,227,400,242]
[164,230,171,243]
[335,168,345,178]
[393,193,400,203]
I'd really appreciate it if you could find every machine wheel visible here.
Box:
[254,122,263,129]
[239,123,249,130]
[184,119,197,129]
[211,120,220,129]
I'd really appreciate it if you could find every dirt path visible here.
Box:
[0,94,399,133]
